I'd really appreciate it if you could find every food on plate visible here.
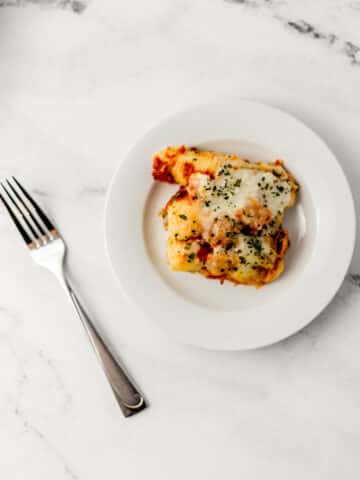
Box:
[152,145,299,287]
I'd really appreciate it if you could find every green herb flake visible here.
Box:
[187,252,196,262]
[179,214,188,220]
[248,237,263,255]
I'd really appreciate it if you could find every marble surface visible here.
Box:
[0,1,360,478]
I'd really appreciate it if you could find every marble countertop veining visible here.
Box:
[0,1,360,479]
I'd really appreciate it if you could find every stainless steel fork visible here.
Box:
[0,177,146,417]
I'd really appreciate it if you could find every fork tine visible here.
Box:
[6,179,47,238]
[12,177,57,235]
[1,182,40,242]
[0,192,35,249]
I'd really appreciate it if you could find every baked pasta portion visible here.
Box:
[153,145,299,287]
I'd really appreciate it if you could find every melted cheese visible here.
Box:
[233,234,275,262]
[190,166,292,222]
[154,146,298,287]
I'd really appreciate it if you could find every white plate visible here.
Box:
[104,100,356,350]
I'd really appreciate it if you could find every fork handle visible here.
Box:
[66,285,146,417]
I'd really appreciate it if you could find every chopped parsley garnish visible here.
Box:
[179,214,188,220]
[247,237,263,255]
[239,256,246,264]
[241,225,252,235]
[187,252,195,262]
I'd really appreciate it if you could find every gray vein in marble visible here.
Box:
[348,273,360,287]
[286,20,337,44]
[0,305,22,335]
[225,0,272,6]
[349,1,360,10]
[2,338,73,416]
[14,407,79,479]
[37,349,72,412]
[78,185,107,197]
[343,41,360,65]
[284,19,360,65]
[225,0,261,6]
[0,0,89,13]
[226,0,360,66]
[32,188,49,198]
[2,341,77,478]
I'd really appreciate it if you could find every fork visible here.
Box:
[0,177,146,417]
